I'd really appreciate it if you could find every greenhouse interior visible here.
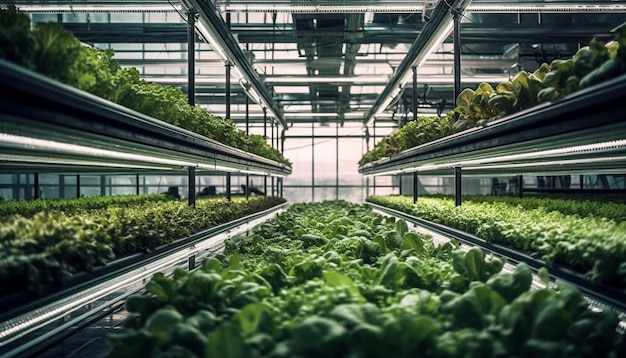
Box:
[1,0,626,357]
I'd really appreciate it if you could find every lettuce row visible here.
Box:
[0,196,286,294]
[109,201,624,357]
[367,195,626,288]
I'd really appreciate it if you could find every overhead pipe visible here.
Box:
[363,0,471,126]
[178,0,287,129]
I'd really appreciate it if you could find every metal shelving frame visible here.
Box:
[359,74,626,180]
[0,202,288,357]
[0,59,291,178]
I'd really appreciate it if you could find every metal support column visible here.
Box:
[59,175,65,198]
[225,63,232,119]
[413,172,418,204]
[136,174,140,195]
[453,11,461,121]
[226,173,232,201]
[372,120,376,195]
[245,175,249,200]
[580,175,584,189]
[263,107,268,195]
[412,66,417,123]
[76,175,81,198]
[336,122,339,200]
[188,166,196,207]
[245,91,250,135]
[454,167,462,206]
[100,175,106,196]
[187,10,197,106]
[34,173,40,199]
[518,175,524,198]
[311,120,315,202]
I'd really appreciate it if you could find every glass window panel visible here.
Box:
[313,187,337,202]
[64,186,78,198]
[285,123,313,136]
[283,138,312,186]
[313,137,337,186]
[0,189,13,201]
[373,176,392,186]
[109,13,143,23]
[337,138,364,185]
[80,175,101,185]
[41,186,59,199]
[283,187,312,203]
[147,12,167,22]
[80,187,101,197]
[339,187,365,203]
[313,125,338,136]
[63,176,77,185]
[32,14,58,23]
[0,174,13,184]
[40,174,60,185]
[111,43,144,51]
[368,187,398,197]
[111,187,139,196]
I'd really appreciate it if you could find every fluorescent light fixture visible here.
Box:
[466,156,626,171]
[217,2,626,14]
[0,154,176,171]
[195,20,229,63]
[452,140,626,167]
[344,112,365,118]
[263,75,389,84]
[399,20,454,87]
[467,3,626,13]
[285,113,338,118]
[14,4,182,13]
[362,140,626,176]
[0,133,194,168]
[220,4,425,13]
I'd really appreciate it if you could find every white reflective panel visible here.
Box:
[273,86,311,94]
[283,105,313,112]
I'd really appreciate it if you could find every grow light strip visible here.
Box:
[218,2,626,13]
[0,133,194,168]
[13,4,183,13]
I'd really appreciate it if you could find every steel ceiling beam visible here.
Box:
[178,0,287,129]
[363,0,472,126]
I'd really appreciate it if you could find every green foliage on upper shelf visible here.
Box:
[359,115,454,166]
[359,24,626,166]
[0,6,290,167]
[0,193,170,219]
[457,194,626,224]
[0,195,286,295]
[109,201,624,357]
[366,195,626,289]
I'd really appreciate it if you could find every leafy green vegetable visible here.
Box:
[110,201,624,357]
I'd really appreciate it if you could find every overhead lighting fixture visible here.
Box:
[0,133,194,168]
[364,0,472,127]
[467,3,626,13]
[343,113,366,118]
[216,2,626,14]
[194,20,229,63]
[13,4,183,13]
[220,4,424,13]
[264,75,389,84]
[285,113,338,118]
[179,0,287,129]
